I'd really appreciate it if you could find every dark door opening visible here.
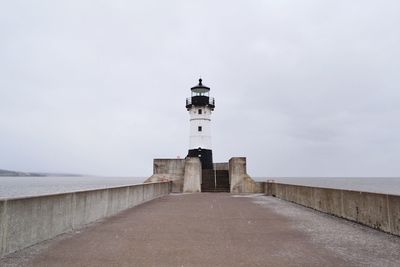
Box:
[201,169,230,192]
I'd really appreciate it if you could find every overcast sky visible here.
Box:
[1,1,399,177]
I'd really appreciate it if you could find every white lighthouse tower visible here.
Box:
[186,78,215,170]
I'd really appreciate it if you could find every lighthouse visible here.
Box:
[185,78,215,170]
[146,78,254,193]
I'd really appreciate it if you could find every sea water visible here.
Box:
[1,176,400,198]
[0,176,145,199]
[256,177,400,196]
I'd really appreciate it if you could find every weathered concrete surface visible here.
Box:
[3,194,400,267]
[213,162,229,170]
[389,195,400,235]
[267,182,400,236]
[0,182,170,258]
[183,157,202,193]
[145,159,186,192]
[229,157,264,193]
[147,158,265,194]
[0,200,6,257]
[254,195,400,267]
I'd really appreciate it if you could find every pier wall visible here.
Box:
[145,159,186,192]
[146,158,265,193]
[183,158,202,193]
[266,182,400,236]
[214,162,229,171]
[0,182,171,258]
[229,157,264,193]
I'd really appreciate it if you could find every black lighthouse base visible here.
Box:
[187,148,213,170]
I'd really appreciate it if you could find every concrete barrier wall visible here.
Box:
[267,182,400,237]
[229,157,264,193]
[145,159,186,192]
[214,162,229,171]
[183,157,202,193]
[0,182,171,258]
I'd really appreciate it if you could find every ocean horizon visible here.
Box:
[1,176,400,199]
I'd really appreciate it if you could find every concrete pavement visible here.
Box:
[2,193,400,266]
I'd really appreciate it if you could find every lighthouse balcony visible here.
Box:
[186,96,215,110]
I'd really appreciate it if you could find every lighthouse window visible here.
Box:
[198,109,202,114]
[198,126,202,132]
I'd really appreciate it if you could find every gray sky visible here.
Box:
[1,1,399,177]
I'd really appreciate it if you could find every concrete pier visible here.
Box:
[2,193,400,266]
[0,182,171,257]
[266,182,400,236]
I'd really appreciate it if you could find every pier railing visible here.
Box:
[186,96,215,109]
[0,181,171,258]
[266,182,400,237]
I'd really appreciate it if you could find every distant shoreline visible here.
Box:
[0,168,81,177]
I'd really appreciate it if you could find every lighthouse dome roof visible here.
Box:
[191,78,210,93]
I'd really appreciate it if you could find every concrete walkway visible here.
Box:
[2,193,400,266]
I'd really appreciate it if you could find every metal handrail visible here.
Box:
[209,97,215,105]
[186,97,215,106]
